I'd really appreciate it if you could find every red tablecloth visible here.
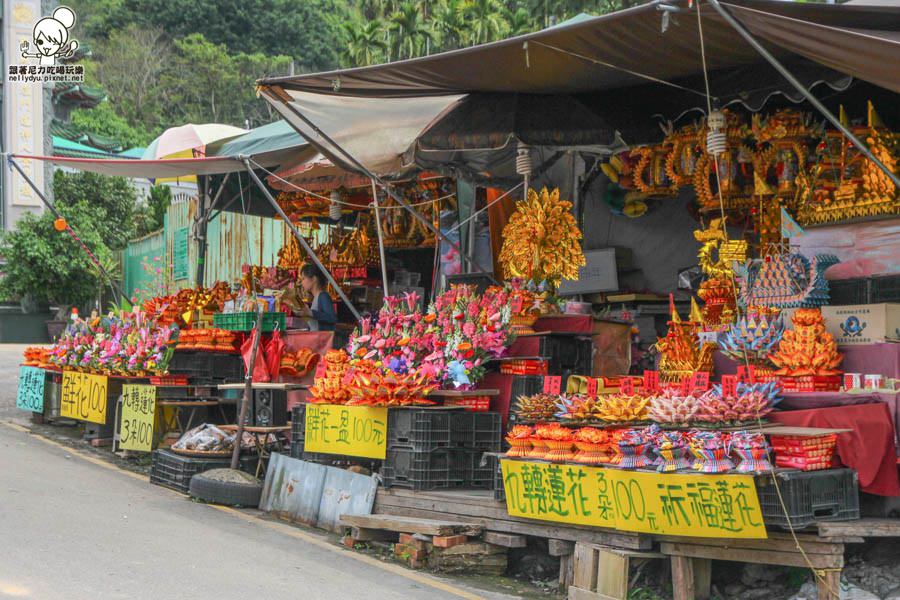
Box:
[771,403,900,496]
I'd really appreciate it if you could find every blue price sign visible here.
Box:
[16,366,45,413]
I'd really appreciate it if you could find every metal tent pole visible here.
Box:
[706,0,900,188]
[264,90,498,282]
[370,178,390,298]
[242,158,362,321]
[7,156,128,304]
[194,173,231,286]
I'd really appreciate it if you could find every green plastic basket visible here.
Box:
[213,312,286,332]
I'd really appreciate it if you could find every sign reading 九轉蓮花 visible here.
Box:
[304,404,388,459]
[60,371,109,424]
[120,384,156,452]
[16,366,45,412]
[501,460,767,539]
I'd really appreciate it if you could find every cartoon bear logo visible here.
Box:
[20,6,79,66]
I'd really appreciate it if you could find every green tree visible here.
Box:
[389,2,432,59]
[70,101,151,149]
[464,0,507,45]
[0,207,112,316]
[341,20,388,67]
[53,170,138,251]
[133,184,172,237]
[504,6,535,36]
[432,0,468,51]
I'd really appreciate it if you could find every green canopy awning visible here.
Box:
[205,120,311,170]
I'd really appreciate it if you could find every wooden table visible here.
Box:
[217,382,308,390]
[220,424,291,477]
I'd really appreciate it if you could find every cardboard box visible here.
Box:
[822,303,900,345]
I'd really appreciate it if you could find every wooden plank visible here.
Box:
[339,514,482,536]
[373,502,652,550]
[693,558,712,600]
[549,539,576,556]
[596,547,629,600]
[818,519,900,538]
[817,569,842,600]
[654,534,845,555]
[573,543,600,592]
[671,556,695,600]
[350,527,398,542]
[660,542,843,569]
[560,553,575,591]
[568,586,605,600]
[762,426,852,435]
[484,531,527,548]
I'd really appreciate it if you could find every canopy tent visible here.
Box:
[257,0,900,178]
[206,119,316,170]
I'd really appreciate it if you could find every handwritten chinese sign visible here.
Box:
[16,366,45,412]
[501,460,766,539]
[60,371,109,424]
[304,404,388,459]
[120,384,156,452]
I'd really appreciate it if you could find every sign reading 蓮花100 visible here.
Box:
[501,459,767,539]
[119,384,156,452]
[16,366,46,412]
[304,404,387,459]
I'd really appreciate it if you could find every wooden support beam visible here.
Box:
[484,531,527,548]
[559,553,575,592]
[340,514,482,536]
[660,542,843,569]
[818,518,900,538]
[349,527,398,542]
[573,543,599,593]
[817,569,842,600]
[550,539,576,556]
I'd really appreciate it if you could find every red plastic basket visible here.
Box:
[443,396,491,412]
[500,360,549,376]
[778,375,842,392]
[150,375,189,386]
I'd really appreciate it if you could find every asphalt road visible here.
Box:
[0,345,518,600]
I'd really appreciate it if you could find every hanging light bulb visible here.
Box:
[706,110,727,157]
[516,141,533,177]
[329,190,342,221]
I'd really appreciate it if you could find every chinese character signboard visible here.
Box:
[501,460,766,539]
[60,371,109,424]
[173,227,190,281]
[16,366,45,412]
[304,404,388,459]
[120,384,156,452]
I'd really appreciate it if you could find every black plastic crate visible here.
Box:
[871,275,900,303]
[388,408,455,449]
[212,353,245,381]
[537,335,593,375]
[149,448,255,493]
[168,351,244,381]
[510,375,546,403]
[291,446,380,471]
[491,455,505,503]
[828,278,869,305]
[291,404,306,446]
[381,447,477,491]
[756,468,860,529]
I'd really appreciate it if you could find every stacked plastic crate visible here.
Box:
[380,408,501,490]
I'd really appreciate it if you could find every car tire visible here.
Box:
[189,468,262,507]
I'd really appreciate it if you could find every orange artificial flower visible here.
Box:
[457,342,472,351]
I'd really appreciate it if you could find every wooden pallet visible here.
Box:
[340,513,482,536]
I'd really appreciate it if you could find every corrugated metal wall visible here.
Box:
[123,196,294,295]
[203,209,290,286]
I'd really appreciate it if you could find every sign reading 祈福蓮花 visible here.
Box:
[501,459,767,539]
[304,404,388,459]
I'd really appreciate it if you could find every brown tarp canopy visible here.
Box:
[260,0,900,98]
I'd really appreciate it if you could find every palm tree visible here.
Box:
[464,0,507,45]
[504,7,535,37]
[389,2,432,60]
[342,20,388,67]
[432,0,468,51]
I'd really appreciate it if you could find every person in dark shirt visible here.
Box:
[297,264,337,331]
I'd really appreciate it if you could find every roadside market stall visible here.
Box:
[12,0,900,597]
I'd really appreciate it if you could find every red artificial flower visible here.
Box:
[464,349,475,359]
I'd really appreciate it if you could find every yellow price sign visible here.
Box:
[501,460,766,539]
[304,404,388,459]
[60,371,110,424]
[120,384,156,452]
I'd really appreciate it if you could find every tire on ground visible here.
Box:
[189,468,262,507]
